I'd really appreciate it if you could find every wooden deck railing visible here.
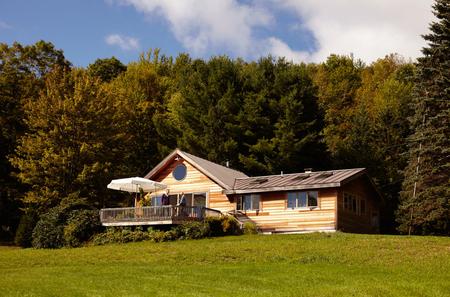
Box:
[99,206,221,225]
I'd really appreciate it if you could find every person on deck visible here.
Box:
[161,190,170,206]
[161,190,170,217]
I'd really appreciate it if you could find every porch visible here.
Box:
[99,205,222,226]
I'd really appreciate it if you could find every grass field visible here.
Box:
[1,232,449,297]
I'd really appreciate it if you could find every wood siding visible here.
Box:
[153,158,234,212]
[152,157,378,233]
[337,177,380,233]
[232,188,337,233]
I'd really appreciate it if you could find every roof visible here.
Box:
[144,149,248,190]
[144,150,372,194]
[224,168,367,194]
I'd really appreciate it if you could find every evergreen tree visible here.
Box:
[168,55,244,168]
[239,57,326,175]
[397,0,450,235]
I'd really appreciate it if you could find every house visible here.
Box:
[101,149,381,234]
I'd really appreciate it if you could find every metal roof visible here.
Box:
[145,150,368,194]
[224,168,366,194]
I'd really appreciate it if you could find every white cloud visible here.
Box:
[111,0,435,63]
[105,34,140,51]
[113,0,272,56]
[265,37,310,63]
[277,0,435,62]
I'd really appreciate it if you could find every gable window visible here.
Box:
[237,194,260,211]
[287,191,318,209]
[173,163,187,181]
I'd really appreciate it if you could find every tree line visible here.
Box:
[0,0,448,243]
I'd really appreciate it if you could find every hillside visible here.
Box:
[1,233,449,296]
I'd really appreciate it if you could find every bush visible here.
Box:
[32,194,101,248]
[243,221,258,235]
[205,217,224,236]
[204,215,242,236]
[14,210,38,247]
[90,216,244,246]
[32,208,65,249]
[91,227,152,245]
[177,221,210,240]
[148,230,165,242]
[63,210,102,247]
[221,215,242,235]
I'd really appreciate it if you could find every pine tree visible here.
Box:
[397,0,450,235]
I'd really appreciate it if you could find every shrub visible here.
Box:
[90,216,244,246]
[149,230,170,242]
[204,215,242,236]
[91,228,116,246]
[178,221,210,240]
[63,209,102,247]
[32,208,65,249]
[91,227,151,245]
[14,210,38,247]
[243,221,258,235]
[221,215,242,235]
[32,194,100,248]
[205,216,224,236]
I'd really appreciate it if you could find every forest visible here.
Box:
[0,1,448,246]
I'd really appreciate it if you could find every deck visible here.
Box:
[99,206,221,226]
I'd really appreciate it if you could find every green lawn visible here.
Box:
[1,233,449,297]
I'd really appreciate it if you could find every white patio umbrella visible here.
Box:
[107,177,167,193]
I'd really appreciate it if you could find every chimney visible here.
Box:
[226,160,230,168]
[304,168,313,173]
[280,171,284,176]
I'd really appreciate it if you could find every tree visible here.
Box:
[87,57,126,82]
[10,67,126,211]
[0,41,70,240]
[397,0,450,235]
[167,54,245,168]
[238,57,327,175]
[106,50,171,176]
[315,54,415,232]
[313,54,363,156]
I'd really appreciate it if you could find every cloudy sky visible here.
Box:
[0,0,435,66]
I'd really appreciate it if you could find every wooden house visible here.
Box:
[101,149,381,233]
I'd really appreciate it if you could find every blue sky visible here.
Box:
[0,0,434,67]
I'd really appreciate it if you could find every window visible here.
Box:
[175,193,207,207]
[172,164,187,181]
[193,193,207,208]
[287,191,318,209]
[343,192,366,216]
[151,195,162,206]
[237,194,260,211]
[344,194,350,210]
